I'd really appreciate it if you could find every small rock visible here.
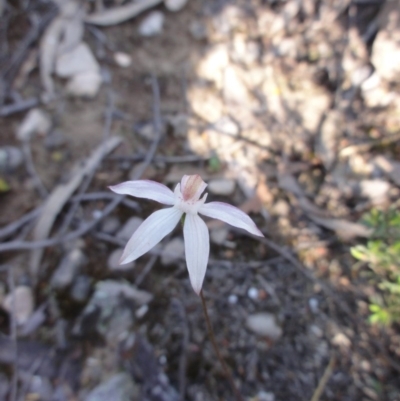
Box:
[361,72,395,108]
[96,280,153,305]
[246,313,282,340]
[257,391,275,401]
[316,111,342,170]
[138,11,164,37]
[70,275,92,302]
[73,280,152,338]
[332,332,351,349]
[133,121,157,141]
[16,108,51,141]
[0,146,24,171]
[228,294,238,304]
[210,226,229,245]
[359,179,390,204]
[208,178,236,196]
[100,216,121,234]
[51,248,87,289]
[114,52,132,68]
[166,113,188,137]
[223,65,250,106]
[2,286,34,325]
[247,287,259,300]
[92,209,103,220]
[108,248,135,271]
[371,1,400,82]
[19,304,47,336]
[135,304,149,319]
[310,324,324,338]
[84,373,138,401]
[164,0,188,12]
[308,298,319,314]
[351,64,373,87]
[371,25,400,82]
[213,116,239,136]
[197,45,230,86]
[159,355,167,365]
[117,217,144,241]
[27,376,53,401]
[56,42,99,78]
[161,238,185,266]
[272,199,290,216]
[66,70,102,98]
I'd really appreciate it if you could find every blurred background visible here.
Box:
[0,0,400,400]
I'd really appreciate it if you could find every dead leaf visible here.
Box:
[39,0,84,96]
[279,170,372,240]
[29,136,123,279]
[85,0,162,26]
[307,214,372,240]
[315,110,342,170]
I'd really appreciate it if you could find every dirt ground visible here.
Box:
[1,0,400,400]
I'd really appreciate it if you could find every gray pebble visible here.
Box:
[161,238,185,266]
[246,313,283,340]
[117,217,143,241]
[84,373,138,401]
[208,178,236,196]
[100,216,121,234]
[51,248,87,289]
[0,146,24,171]
[70,275,92,302]
[107,248,135,271]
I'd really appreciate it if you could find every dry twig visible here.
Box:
[310,356,336,401]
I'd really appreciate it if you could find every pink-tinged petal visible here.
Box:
[109,180,175,205]
[180,175,207,202]
[183,214,210,295]
[199,202,264,237]
[120,207,183,264]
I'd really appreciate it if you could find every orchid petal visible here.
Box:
[109,180,175,205]
[183,215,210,295]
[199,202,264,237]
[180,175,207,202]
[120,207,183,264]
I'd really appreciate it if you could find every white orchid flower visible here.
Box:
[109,175,264,294]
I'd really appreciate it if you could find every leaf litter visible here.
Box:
[1,1,400,400]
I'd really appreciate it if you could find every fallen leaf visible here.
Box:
[29,136,123,279]
[307,214,372,240]
[85,0,162,26]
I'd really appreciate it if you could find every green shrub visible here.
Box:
[351,208,400,326]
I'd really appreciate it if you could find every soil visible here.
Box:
[0,1,400,401]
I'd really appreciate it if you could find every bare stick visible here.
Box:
[108,154,209,164]
[310,356,335,401]
[0,206,42,240]
[0,97,39,117]
[200,291,244,401]
[135,254,158,287]
[0,75,163,255]
[57,91,115,236]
